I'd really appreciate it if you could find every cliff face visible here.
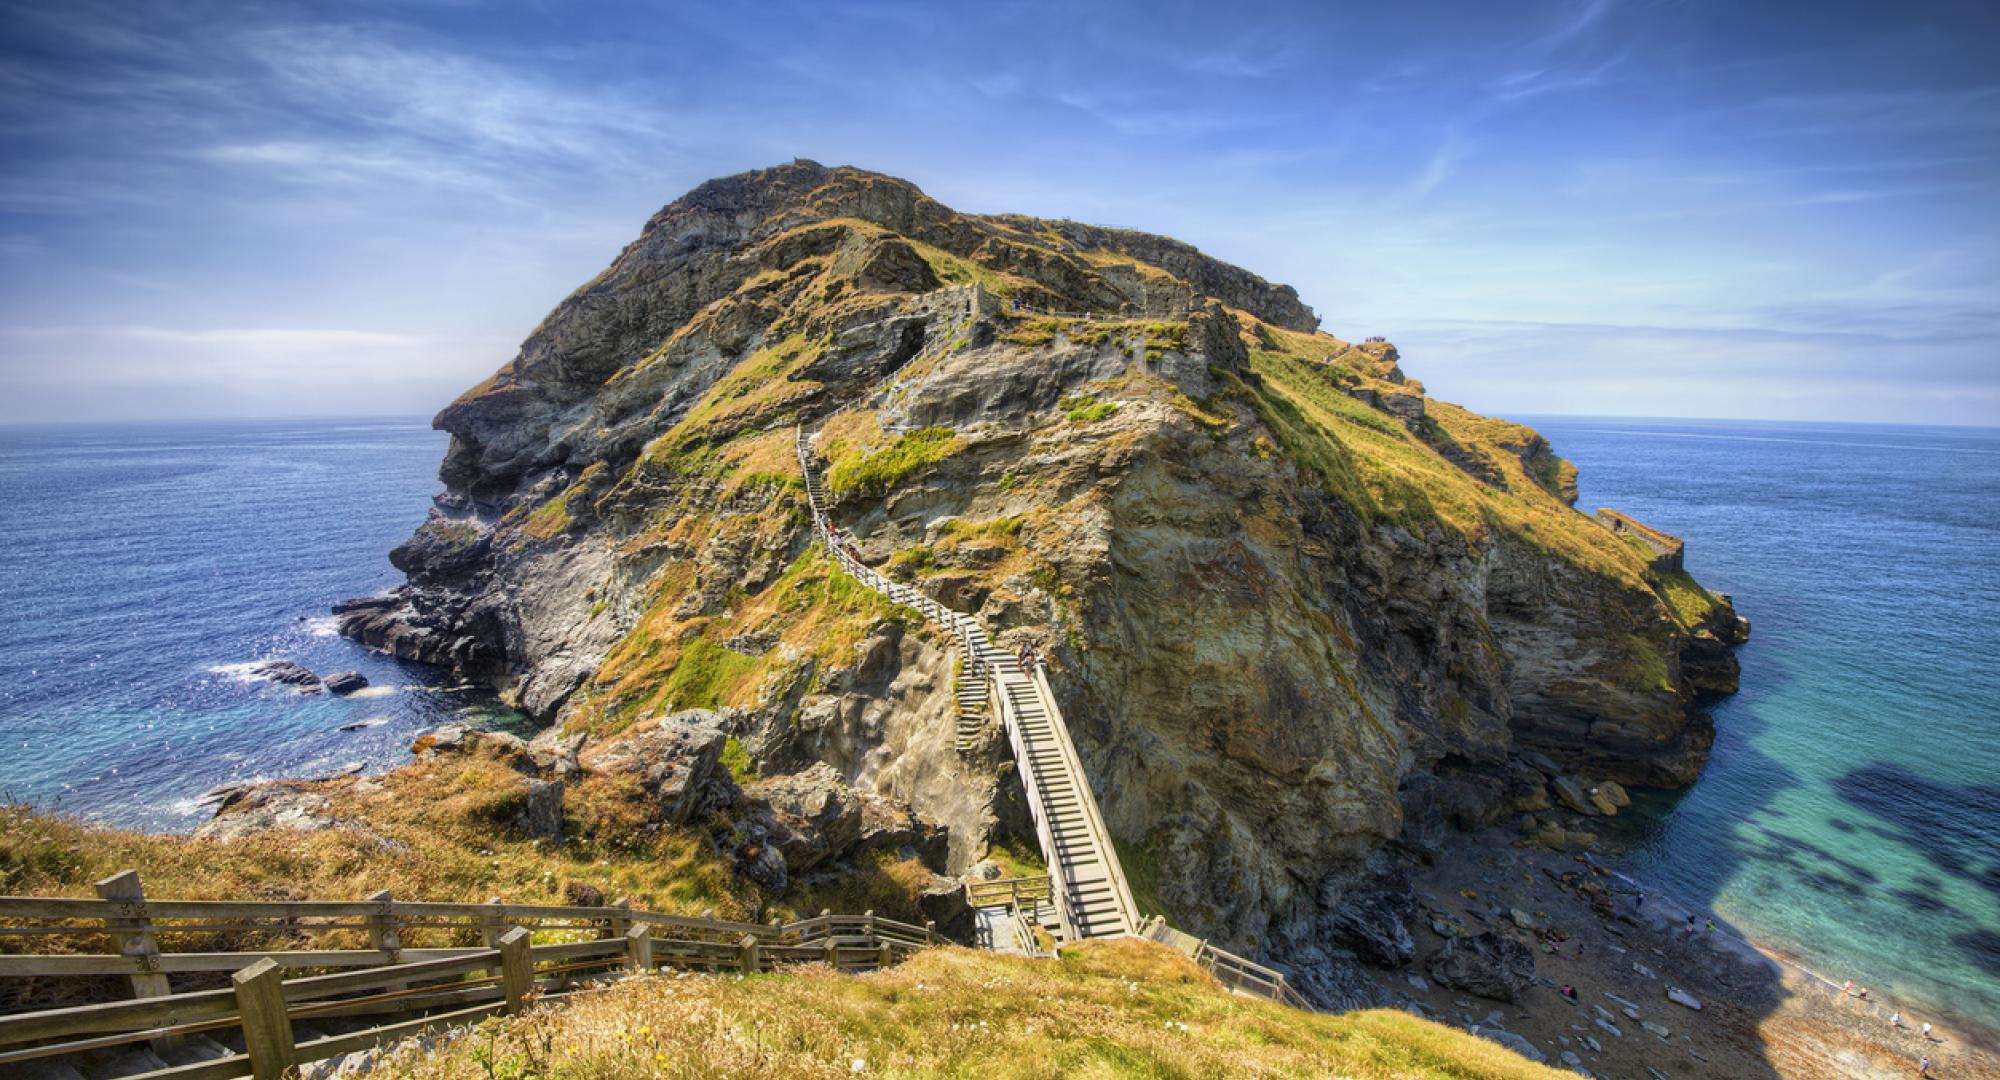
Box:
[342,161,1743,971]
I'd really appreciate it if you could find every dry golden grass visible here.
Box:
[376,937,1565,1079]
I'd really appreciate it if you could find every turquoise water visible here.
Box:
[1528,417,2000,1034]
[0,418,526,831]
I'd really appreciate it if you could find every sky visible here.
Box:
[0,0,1995,426]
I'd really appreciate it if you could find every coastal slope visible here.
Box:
[337,160,1746,985]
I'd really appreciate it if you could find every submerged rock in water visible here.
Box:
[323,671,369,695]
[246,659,321,691]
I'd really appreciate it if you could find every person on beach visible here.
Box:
[1892,1013,1903,1029]
[1919,1055,1930,1074]
[1560,984,1578,1002]
[1922,1022,1935,1041]
[1845,980,1855,997]
[1861,987,1871,1000]
[1637,892,1646,909]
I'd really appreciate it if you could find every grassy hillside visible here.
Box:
[376,937,1562,1079]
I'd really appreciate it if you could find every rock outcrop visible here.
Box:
[334,161,1744,975]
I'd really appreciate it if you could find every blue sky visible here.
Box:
[1,0,1995,425]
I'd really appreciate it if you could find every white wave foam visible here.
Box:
[342,685,399,700]
[304,616,341,638]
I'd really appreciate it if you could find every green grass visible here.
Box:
[720,736,757,783]
[522,493,575,540]
[1651,567,1726,630]
[1062,394,1120,424]
[376,937,1566,1079]
[983,835,1047,879]
[655,637,761,712]
[826,427,959,497]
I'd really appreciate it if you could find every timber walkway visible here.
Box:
[796,426,1141,943]
[0,873,936,1079]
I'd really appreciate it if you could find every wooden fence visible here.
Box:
[1139,917,1313,1011]
[963,876,1052,913]
[0,871,938,1078]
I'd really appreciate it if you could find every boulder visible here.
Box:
[194,785,340,842]
[584,710,734,824]
[1427,931,1537,1002]
[1588,786,1621,817]
[738,762,948,874]
[1468,1025,1546,1064]
[322,671,370,695]
[1666,986,1703,1010]
[247,659,321,691]
[1550,775,1598,816]
[919,875,976,943]
[514,778,564,840]
[1597,780,1631,808]
[1325,890,1418,968]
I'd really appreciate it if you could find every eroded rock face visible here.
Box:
[585,711,735,825]
[333,161,1742,976]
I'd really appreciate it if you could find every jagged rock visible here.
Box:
[1596,780,1630,808]
[246,659,321,691]
[1642,1019,1671,1039]
[1468,1025,1546,1063]
[322,671,369,695]
[1324,890,1417,967]
[1427,931,1536,1002]
[585,710,735,824]
[194,785,339,841]
[739,762,946,874]
[1280,944,1391,1012]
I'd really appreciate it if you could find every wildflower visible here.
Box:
[851,1058,868,1073]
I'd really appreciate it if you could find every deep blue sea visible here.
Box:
[1527,416,2000,1034]
[0,415,1995,1030]
[0,418,526,832]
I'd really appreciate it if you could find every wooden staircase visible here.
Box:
[796,425,1142,943]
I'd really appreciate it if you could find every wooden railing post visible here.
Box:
[877,941,893,970]
[94,870,171,1003]
[233,957,295,1080]
[605,896,631,940]
[624,924,652,973]
[480,897,506,947]
[498,927,533,1015]
[738,933,760,974]
[863,910,876,939]
[924,919,937,944]
[365,889,401,962]
[822,938,838,968]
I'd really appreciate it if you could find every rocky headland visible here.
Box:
[312,161,1753,1013]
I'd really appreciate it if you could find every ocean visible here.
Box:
[1527,416,2000,1034]
[0,417,526,831]
[0,415,1994,1029]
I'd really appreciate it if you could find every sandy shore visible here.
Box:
[1384,829,2000,1079]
